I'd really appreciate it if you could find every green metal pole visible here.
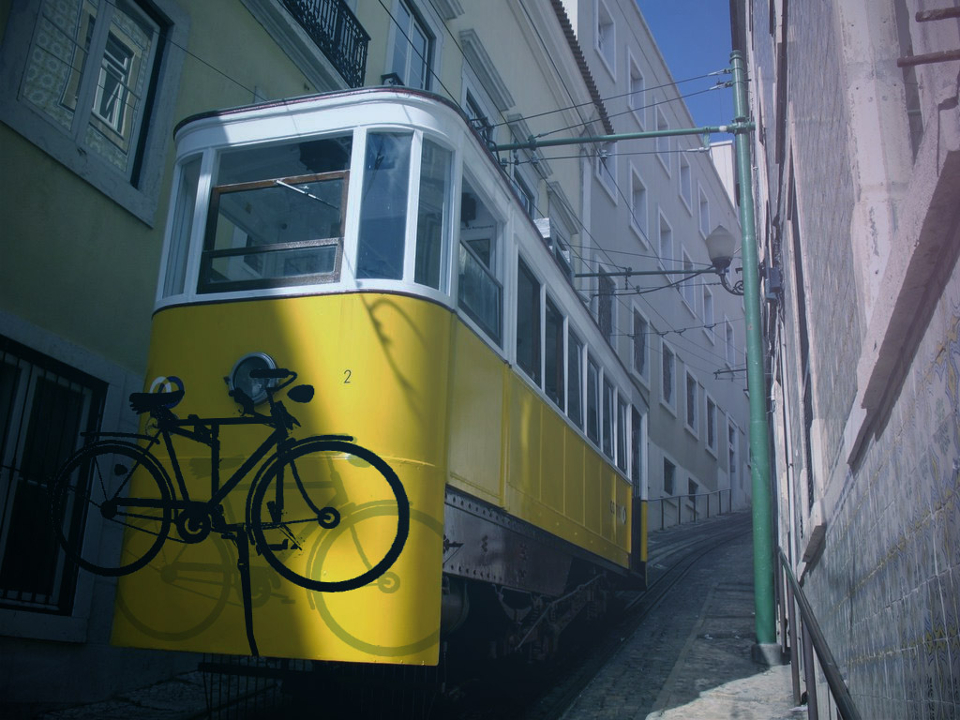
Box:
[730,49,778,656]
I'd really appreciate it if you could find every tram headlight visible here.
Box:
[228,352,277,405]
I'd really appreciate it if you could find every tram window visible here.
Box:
[357,132,413,279]
[458,179,502,344]
[163,155,201,298]
[544,297,564,407]
[415,140,452,289]
[567,331,583,426]
[631,405,643,484]
[616,396,627,472]
[602,378,614,458]
[198,136,351,293]
[516,258,541,385]
[586,357,600,444]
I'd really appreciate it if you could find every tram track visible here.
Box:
[517,512,753,720]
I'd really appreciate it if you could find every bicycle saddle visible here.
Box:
[129,390,184,414]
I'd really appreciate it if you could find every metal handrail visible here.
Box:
[647,488,734,530]
[778,549,862,720]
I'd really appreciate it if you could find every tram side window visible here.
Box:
[199,136,352,293]
[631,405,643,484]
[568,331,584,427]
[357,132,413,280]
[602,378,614,458]
[544,297,564,408]
[458,179,502,344]
[516,258,541,384]
[616,396,628,472]
[586,357,600,445]
[163,155,201,298]
[415,140,452,289]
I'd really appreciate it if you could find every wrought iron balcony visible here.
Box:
[282,0,370,88]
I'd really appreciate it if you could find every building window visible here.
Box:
[658,211,673,268]
[702,286,715,342]
[698,186,710,237]
[513,172,536,218]
[706,395,717,452]
[390,0,434,89]
[663,458,676,495]
[685,370,698,434]
[596,141,617,198]
[724,317,735,366]
[656,106,670,171]
[516,257,541,385]
[679,154,692,209]
[681,249,696,310]
[545,296,564,408]
[728,422,739,488]
[0,0,185,223]
[568,330,584,427]
[587,356,600,444]
[0,335,106,614]
[464,90,494,145]
[595,0,615,75]
[630,170,648,243]
[598,272,615,344]
[458,177,503,344]
[661,341,675,409]
[628,55,645,127]
[632,309,649,380]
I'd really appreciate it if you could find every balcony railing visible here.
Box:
[282,0,370,88]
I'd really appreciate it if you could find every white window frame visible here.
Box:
[0,0,189,226]
[629,167,648,245]
[595,0,616,79]
[660,338,676,414]
[628,51,645,128]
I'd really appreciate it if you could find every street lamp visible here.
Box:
[574,224,745,297]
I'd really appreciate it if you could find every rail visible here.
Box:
[646,488,735,532]
[281,0,370,88]
[778,549,862,720]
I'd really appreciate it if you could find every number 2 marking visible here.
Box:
[343,369,352,384]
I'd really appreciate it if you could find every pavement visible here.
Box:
[561,514,807,720]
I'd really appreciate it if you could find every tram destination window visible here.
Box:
[198,136,351,293]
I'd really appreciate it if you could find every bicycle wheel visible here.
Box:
[249,438,409,592]
[51,441,173,576]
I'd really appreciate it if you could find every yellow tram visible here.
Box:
[110,88,647,665]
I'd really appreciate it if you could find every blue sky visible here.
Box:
[634,1,735,130]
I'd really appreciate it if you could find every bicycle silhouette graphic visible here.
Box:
[50,367,409,655]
